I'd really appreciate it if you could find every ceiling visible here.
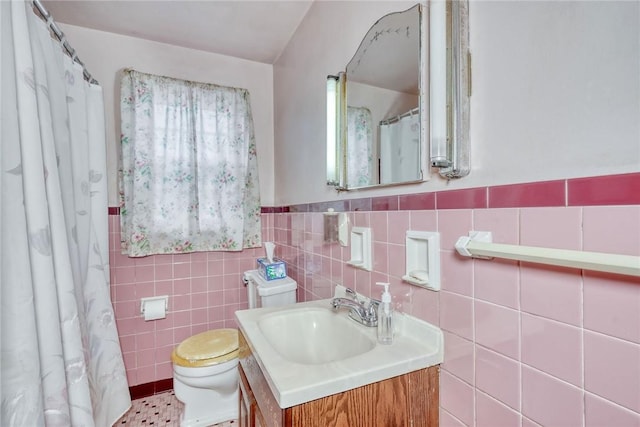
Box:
[41,0,314,64]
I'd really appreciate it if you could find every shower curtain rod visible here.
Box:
[379,107,420,126]
[31,0,98,85]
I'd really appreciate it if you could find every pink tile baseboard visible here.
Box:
[129,378,173,400]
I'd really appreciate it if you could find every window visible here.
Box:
[119,70,261,256]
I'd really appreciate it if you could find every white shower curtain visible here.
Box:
[1,1,130,426]
[380,112,420,184]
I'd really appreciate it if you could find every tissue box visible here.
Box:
[257,257,287,281]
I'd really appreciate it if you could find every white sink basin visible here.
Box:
[257,307,376,364]
[236,286,444,409]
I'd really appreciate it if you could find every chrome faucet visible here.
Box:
[331,288,380,327]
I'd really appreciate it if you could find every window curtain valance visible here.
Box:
[120,69,261,257]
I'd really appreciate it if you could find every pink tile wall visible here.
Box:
[108,214,270,386]
[107,173,640,426]
[269,204,640,426]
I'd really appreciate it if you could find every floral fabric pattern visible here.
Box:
[120,70,262,256]
[1,1,130,425]
[347,106,374,187]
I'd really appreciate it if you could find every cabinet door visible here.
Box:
[239,367,255,427]
[254,407,268,427]
[239,377,251,427]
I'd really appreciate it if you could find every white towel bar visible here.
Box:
[455,232,640,277]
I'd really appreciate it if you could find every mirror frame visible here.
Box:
[327,0,470,190]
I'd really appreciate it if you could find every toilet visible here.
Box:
[172,270,297,427]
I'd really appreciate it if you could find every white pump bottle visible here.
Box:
[376,282,394,345]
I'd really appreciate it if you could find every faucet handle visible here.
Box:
[368,298,381,313]
[345,287,359,301]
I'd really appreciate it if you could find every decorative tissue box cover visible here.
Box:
[257,258,287,281]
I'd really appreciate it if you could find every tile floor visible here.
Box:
[115,390,237,427]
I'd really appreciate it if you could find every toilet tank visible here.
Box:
[243,270,297,308]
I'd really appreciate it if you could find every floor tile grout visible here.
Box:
[116,390,237,426]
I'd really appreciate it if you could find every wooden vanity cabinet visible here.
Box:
[238,330,439,427]
[239,364,268,427]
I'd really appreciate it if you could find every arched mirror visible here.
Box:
[327,1,471,190]
[345,4,423,189]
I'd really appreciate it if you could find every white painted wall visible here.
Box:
[273,1,640,206]
[60,24,275,207]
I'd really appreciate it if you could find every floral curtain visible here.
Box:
[346,106,374,187]
[120,70,261,257]
[1,1,130,425]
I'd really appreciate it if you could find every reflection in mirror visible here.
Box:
[326,1,471,190]
[345,4,423,189]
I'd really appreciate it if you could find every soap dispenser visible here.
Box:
[376,282,394,345]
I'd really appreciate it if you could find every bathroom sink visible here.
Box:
[257,307,375,364]
[235,286,444,408]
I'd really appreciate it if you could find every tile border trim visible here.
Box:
[108,173,640,215]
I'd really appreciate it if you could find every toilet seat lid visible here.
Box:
[173,329,238,367]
